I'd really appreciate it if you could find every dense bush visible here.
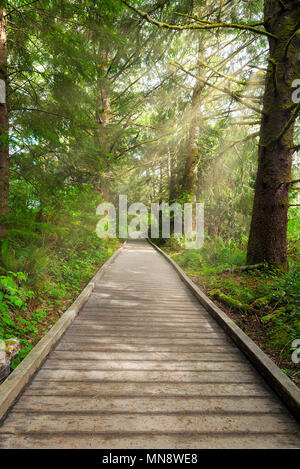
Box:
[0,185,118,368]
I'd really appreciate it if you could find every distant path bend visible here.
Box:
[0,240,299,448]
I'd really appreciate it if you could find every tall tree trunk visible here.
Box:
[182,83,203,197]
[169,149,177,202]
[181,1,207,199]
[0,8,8,238]
[93,49,111,201]
[181,32,206,199]
[247,0,300,270]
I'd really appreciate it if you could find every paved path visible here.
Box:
[0,240,299,448]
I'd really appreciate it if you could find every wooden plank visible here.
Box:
[33,369,264,382]
[42,359,253,371]
[0,239,299,449]
[1,412,298,434]
[72,331,223,337]
[59,337,232,345]
[71,323,218,331]
[55,343,234,352]
[12,395,285,414]
[1,432,299,449]
[22,380,272,397]
[49,351,243,361]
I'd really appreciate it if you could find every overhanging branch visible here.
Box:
[121,0,277,39]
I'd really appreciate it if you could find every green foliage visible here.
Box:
[1,0,299,383]
[287,207,300,259]
[0,184,118,366]
[168,235,246,274]
[199,237,246,268]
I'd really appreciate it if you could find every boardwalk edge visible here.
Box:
[148,239,300,422]
[0,242,125,423]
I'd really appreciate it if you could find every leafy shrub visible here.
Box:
[0,185,119,368]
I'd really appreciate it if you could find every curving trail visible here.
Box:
[0,240,299,448]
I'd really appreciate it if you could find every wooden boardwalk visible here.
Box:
[0,240,299,448]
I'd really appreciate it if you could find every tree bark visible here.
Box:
[93,48,112,201]
[182,79,204,197]
[179,1,208,199]
[0,8,8,238]
[247,0,300,271]
[180,28,206,199]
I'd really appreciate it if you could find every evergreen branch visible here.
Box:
[6,0,41,17]
[284,19,300,56]
[14,107,72,119]
[276,102,300,142]
[175,9,264,29]
[14,108,94,136]
[248,64,268,72]
[116,133,173,159]
[111,73,147,104]
[196,59,247,85]
[120,0,277,39]
[226,132,260,151]
[230,121,261,126]
[193,0,234,22]
[173,62,263,115]
[184,130,260,164]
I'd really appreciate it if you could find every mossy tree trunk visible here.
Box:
[182,79,205,198]
[247,0,300,271]
[0,8,8,238]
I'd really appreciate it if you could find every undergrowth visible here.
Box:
[0,186,119,369]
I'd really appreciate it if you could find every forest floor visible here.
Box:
[161,239,300,388]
